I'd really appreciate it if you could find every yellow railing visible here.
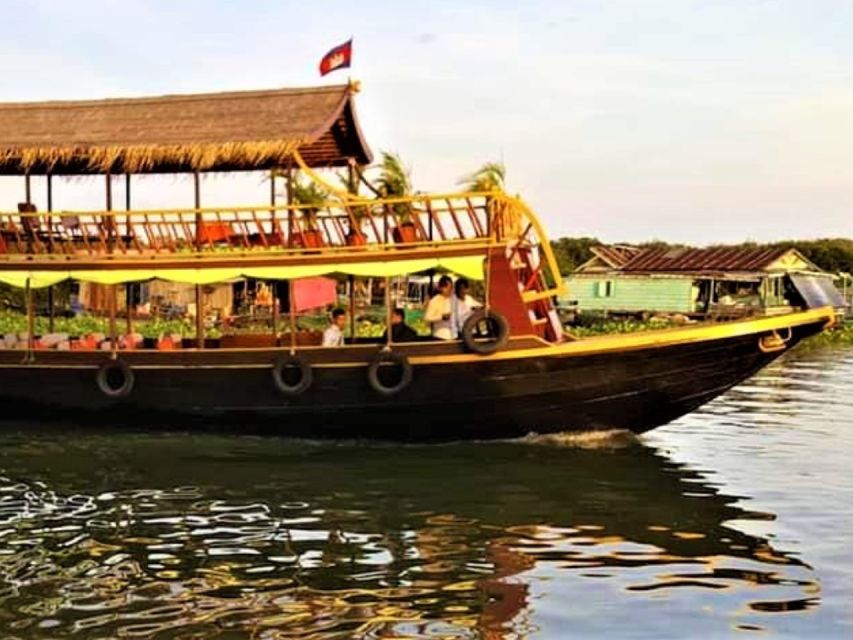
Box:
[0,190,564,296]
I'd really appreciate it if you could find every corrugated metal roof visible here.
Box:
[619,246,798,273]
[590,245,642,268]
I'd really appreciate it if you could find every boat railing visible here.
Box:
[0,190,566,299]
[0,191,503,257]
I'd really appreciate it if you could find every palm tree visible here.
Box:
[460,161,506,192]
[374,151,413,222]
[289,174,329,234]
[290,175,329,208]
[375,151,411,198]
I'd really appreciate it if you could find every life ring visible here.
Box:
[367,350,413,396]
[461,309,510,355]
[272,354,312,396]
[96,358,134,398]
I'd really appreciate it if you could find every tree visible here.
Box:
[375,151,411,197]
[460,161,506,192]
[289,174,329,230]
[550,237,600,275]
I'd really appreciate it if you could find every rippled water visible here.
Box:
[0,346,851,639]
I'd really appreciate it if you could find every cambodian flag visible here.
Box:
[319,39,353,76]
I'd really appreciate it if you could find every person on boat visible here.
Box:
[322,308,347,347]
[452,277,482,334]
[424,275,455,339]
[384,308,418,343]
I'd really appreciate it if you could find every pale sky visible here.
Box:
[1,0,852,244]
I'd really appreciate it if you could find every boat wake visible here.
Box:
[518,428,640,449]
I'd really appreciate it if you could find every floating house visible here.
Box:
[563,245,844,318]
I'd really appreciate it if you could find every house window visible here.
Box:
[596,280,614,297]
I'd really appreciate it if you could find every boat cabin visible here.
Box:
[0,82,565,358]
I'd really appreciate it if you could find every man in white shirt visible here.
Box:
[452,277,481,336]
[423,275,455,340]
[322,308,347,347]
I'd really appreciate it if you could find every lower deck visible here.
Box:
[0,308,834,440]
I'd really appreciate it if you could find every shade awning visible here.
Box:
[789,274,845,309]
[0,83,372,175]
[0,256,484,289]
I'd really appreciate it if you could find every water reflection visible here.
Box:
[0,429,822,639]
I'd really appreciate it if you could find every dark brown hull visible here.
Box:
[0,313,830,441]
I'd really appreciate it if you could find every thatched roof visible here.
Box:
[0,84,372,175]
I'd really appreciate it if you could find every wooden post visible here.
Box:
[385,277,392,347]
[46,175,55,332]
[194,171,202,249]
[288,279,297,355]
[25,174,31,204]
[109,284,118,358]
[271,282,279,344]
[124,173,134,325]
[348,275,356,340]
[46,174,53,234]
[25,278,34,362]
[126,284,133,337]
[286,165,294,247]
[125,173,132,244]
[105,173,114,252]
[195,284,204,349]
[47,287,55,333]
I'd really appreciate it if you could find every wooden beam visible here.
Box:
[109,283,117,357]
[348,275,356,341]
[385,276,392,347]
[288,279,297,354]
[194,171,202,248]
[195,284,204,349]
[24,174,31,204]
[25,277,34,362]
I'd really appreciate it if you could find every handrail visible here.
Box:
[0,189,564,299]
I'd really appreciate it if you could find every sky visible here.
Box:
[0,0,852,244]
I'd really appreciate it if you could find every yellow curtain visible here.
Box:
[0,256,485,289]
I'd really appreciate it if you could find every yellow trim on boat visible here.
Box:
[0,308,831,371]
[407,307,834,366]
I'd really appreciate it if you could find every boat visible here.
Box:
[0,82,836,440]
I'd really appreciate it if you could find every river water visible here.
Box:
[0,346,850,639]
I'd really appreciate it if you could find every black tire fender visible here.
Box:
[96,358,135,398]
[272,354,313,396]
[367,350,413,396]
[461,309,510,355]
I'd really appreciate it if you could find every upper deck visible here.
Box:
[0,81,564,299]
[0,189,564,302]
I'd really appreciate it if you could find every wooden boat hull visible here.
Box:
[0,309,833,441]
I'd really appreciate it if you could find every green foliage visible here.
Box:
[375,151,411,198]
[568,316,676,337]
[0,309,191,339]
[550,237,601,275]
[459,161,506,192]
[799,322,853,349]
[290,176,329,207]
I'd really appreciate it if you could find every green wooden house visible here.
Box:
[562,245,843,318]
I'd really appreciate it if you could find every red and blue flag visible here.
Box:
[319,39,352,76]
